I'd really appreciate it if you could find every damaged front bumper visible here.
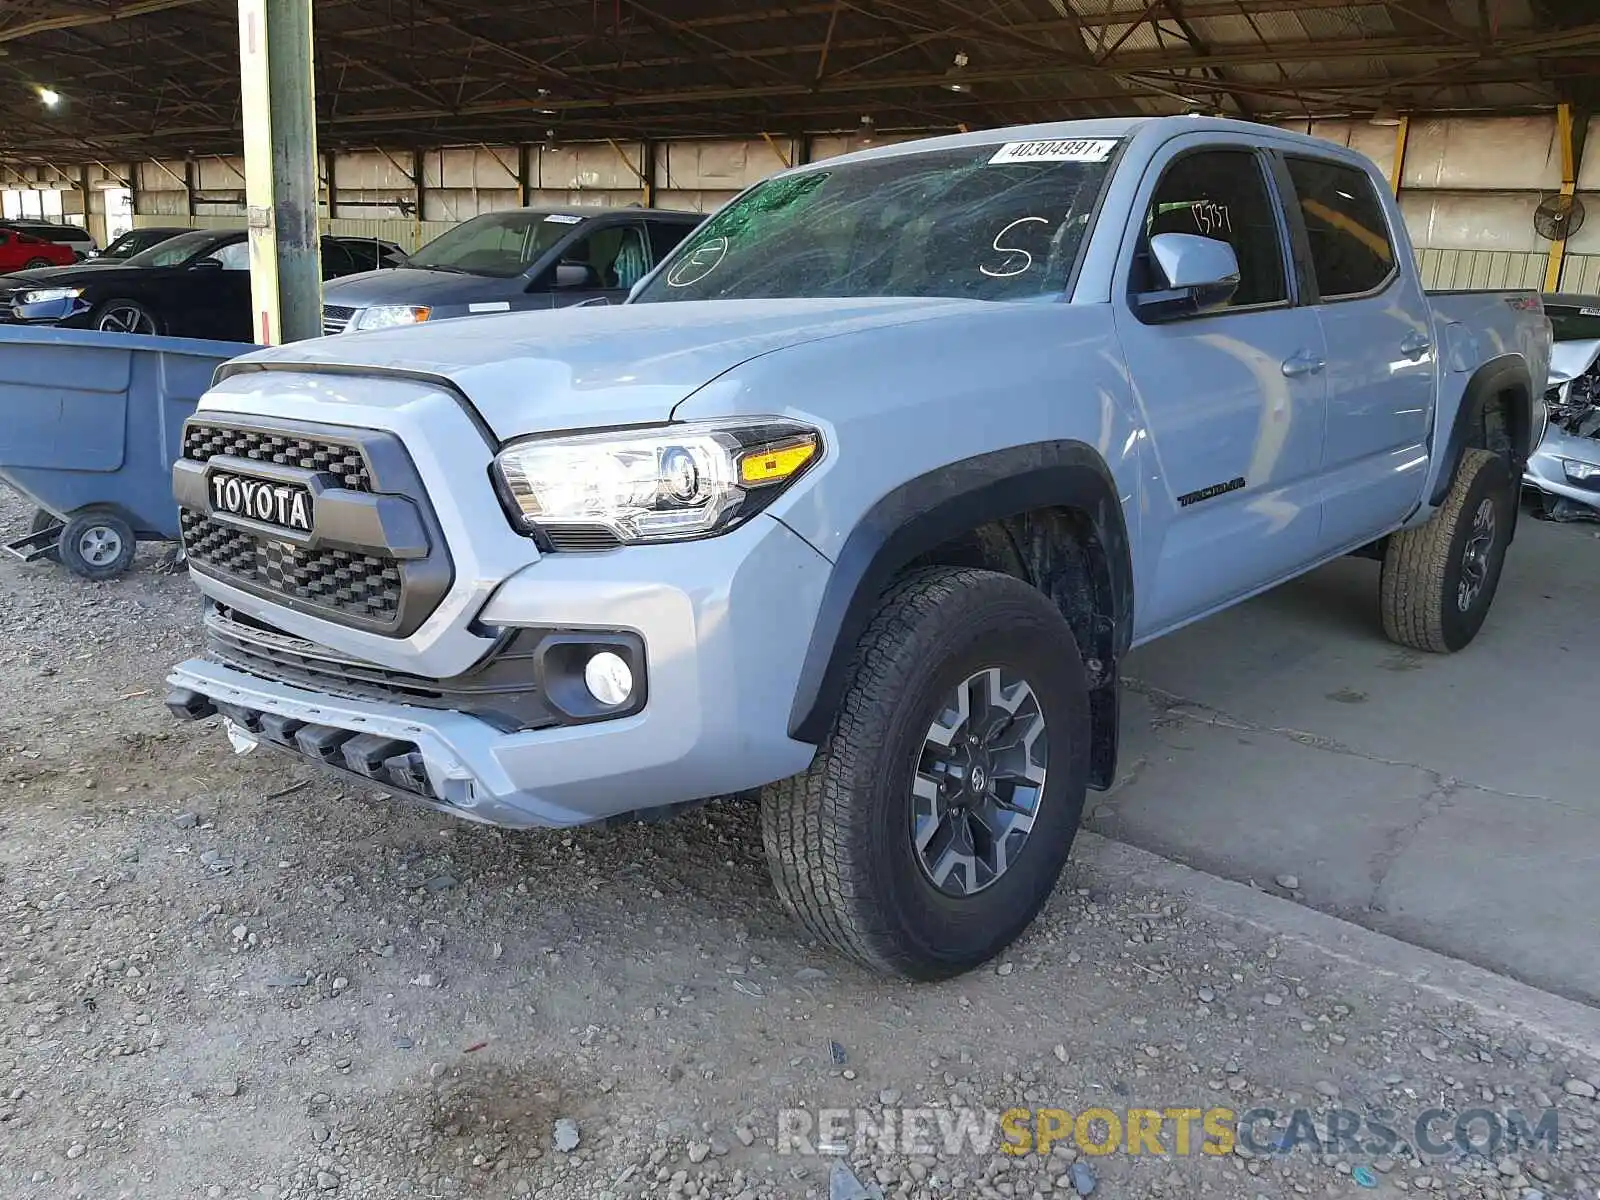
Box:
[1524,421,1600,519]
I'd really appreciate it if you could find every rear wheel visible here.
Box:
[1380,448,1514,652]
[57,510,136,581]
[760,566,1091,979]
[25,257,52,269]
[91,299,160,336]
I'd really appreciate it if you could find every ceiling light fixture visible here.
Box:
[944,50,971,92]
[38,86,60,108]
[1370,104,1403,126]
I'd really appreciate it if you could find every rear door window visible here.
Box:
[212,240,251,271]
[648,221,696,264]
[1283,156,1397,299]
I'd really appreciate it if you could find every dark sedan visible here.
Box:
[0,229,376,341]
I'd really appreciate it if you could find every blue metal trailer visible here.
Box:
[0,326,252,579]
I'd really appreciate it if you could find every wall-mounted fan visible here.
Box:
[1535,193,1587,241]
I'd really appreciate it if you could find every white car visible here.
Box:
[1527,294,1600,519]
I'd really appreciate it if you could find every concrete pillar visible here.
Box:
[238,0,321,345]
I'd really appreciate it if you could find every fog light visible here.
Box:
[583,651,634,706]
[1563,459,1600,483]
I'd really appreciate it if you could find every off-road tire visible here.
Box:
[57,510,137,581]
[1380,448,1514,653]
[760,566,1091,980]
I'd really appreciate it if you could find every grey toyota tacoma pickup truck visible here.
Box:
[166,117,1550,979]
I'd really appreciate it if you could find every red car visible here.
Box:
[0,228,76,272]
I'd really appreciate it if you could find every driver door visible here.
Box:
[547,223,651,307]
[1112,141,1330,636]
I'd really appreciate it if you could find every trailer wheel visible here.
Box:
[58,511,137,581]
[28,509,61,562]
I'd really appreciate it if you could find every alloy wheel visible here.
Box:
[96,304,156,335]
[1457,497,1496,612]
[911,666,1048,898]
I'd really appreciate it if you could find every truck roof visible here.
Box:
[810,115,1348,171]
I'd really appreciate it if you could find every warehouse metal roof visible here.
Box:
[2,0,1598,161]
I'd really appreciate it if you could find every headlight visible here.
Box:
[1563,459,1600,483]
[494,419,822,544]
[18,287,82,305]
[353,304,430,331]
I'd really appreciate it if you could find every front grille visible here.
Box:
[182,423,371,492]
[177,415,453,638]
[181,511,402,623]
[203,604,558,732]
[322,304,355,335]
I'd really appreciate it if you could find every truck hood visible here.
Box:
[227,296,986,439]
[322,267,521,308]
[1548,338,1600,386]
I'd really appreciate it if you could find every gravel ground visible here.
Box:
[2,486,1598,1200]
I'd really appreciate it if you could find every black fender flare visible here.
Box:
[787,440,1135,781]
[1429,354,1536,507]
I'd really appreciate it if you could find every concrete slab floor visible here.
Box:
[1088,511,1600,1009]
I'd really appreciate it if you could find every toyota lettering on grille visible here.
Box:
[209,471,314,533]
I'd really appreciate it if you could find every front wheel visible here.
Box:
[1380,448,1514,652]
[25,257,52,269]
[90,299,161,336]
[760,566,1091,980]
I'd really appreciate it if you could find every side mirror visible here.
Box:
[1135,233,1240,322]
[554,261,598,289]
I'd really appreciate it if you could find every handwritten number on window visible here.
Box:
[1190,201,1232,237]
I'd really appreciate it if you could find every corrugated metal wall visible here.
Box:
[112,118,1599,286]
[1289,115,1591,291]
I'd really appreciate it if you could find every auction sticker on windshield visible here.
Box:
[989,139,1118,165]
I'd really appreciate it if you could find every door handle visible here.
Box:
[1281,352,1326,379]
[1400,333,1433,359]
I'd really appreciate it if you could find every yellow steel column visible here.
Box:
[1388,115,1409,196]
[1545,103,1577,293]
[238,0,321,345]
